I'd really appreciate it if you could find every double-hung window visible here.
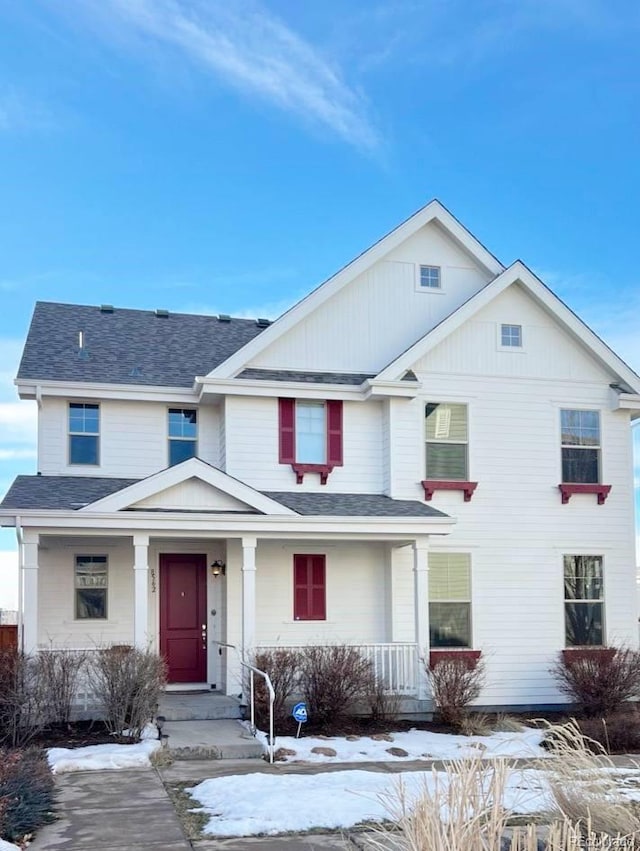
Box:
[425,403,468,480]
[295,402,326,463]
[69,403,100,465]
[429,553,472,648]
[278,399,343,482]
[561,410,600,483]
[75,555,108,620]
[168,409,197,465]
[564,555,604,646]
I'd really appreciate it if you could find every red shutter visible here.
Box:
[326,400,343,467]
[293,554,326,621]
[279,398,296,464]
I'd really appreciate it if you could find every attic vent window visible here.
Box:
[155,309,169,318]
[418,265,441,290]
[100,305,114,313]
[218,314,231,322]
[500,324,522,348]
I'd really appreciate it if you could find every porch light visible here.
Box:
[211,560,226,577]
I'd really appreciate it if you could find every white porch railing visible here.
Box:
[258,643,420,696]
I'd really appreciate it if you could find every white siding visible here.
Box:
[224,396,384,492]
[249,221,491,373]
[132,479,252,511]
[38,399,220,478]
[384,285,638,705]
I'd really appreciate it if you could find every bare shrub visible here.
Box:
[90,646,166,742]
[538,719,640,839]
[0,649,44,748]
[299,645,374,727]
[34,649,88,727]
[425,655,486,730]
[366,679,402,727]
[551,647,640,717]
[577,707,640,754]
[251,649,301,733]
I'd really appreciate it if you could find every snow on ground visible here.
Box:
[187,768,554,837]
[47,739,161,774]
[255,726,548,763]
[0,840,21,851]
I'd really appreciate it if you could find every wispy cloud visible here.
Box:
[58,0,379,151]
[0,87,54,134]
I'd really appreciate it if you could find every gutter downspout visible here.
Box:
[15,516,23,652]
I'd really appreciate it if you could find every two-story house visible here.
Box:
[2,200,639,709]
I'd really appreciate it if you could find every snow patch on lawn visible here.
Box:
[256,726,547,763]
[187,768,554,837]
[0,840,22,851]
[47,739,161,774]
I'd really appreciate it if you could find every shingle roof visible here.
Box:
[0,476,448,519]
[17,302,267,387]
[0,476,140,510]
[263,491,448,517]
[236,369,375,385]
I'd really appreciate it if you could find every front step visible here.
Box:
[164,719,264,760]
[158,692,241,721]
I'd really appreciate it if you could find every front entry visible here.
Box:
[159,554,207,683]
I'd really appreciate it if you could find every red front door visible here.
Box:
[160,554,207,683]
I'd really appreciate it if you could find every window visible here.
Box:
[500,324,522,347]
[69,403,100,465]
[295,402,326,463]
[168,409,197,465]
[425,402,468,480]
[564,555,604,646]
[75,555,108,619]
[278,399,343,477]
[419,265,441,289]
[561,410,600,483]
[293,554,326,620]
[429,553,471,648]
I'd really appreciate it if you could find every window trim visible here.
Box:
[428,551,473,649]
[497,323,524,351]
[415,264,444,293]
[68,402,100,467]
[295,400,327,465]
[563,553,605,648]
[74,554,108,621]
[167,407,198,466]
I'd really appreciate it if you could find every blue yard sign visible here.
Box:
[292,701,308,737]
[292,701,308,723]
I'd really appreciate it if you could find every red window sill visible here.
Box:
[558,484,611,505]
[422,480,478,502]
[292,463,334,484]
[429,649,481,669]
[562,648,616,664]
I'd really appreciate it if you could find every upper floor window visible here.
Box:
[168,408,197,465]
[75,555,108,619]
[418,265,441,290]
[69,403,100,465]
[564,555,604,646]
[500,323,522,347]
[279,399,343,482]
[425,402,468,480]
[429,552,471,648]
[295,402,326,463]
[561,410,600,483]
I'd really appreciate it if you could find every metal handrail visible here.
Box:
[212,641,275,763]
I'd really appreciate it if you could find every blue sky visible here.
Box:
[1,0,640,606]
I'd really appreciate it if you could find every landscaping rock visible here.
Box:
[311,746,337,757]
[346,735,361,741]
[274,747,297,761]
[386,747,409,757]
[370,733,394,742]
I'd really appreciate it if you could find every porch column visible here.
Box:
[133,534,150,649]
[413,536,430,700]
[241,536,257,658]
[22,531,39,654]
